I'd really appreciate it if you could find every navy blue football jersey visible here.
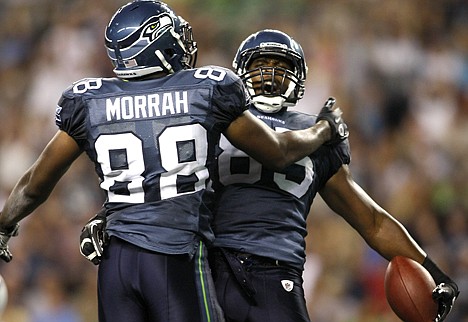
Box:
[56,66,249,256]
[212,107,351,270]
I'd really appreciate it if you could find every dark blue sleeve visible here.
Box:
[56,87,88,148]
[316,139,351,189]
[210,70,249,131]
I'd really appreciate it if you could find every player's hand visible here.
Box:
[316,97,349,145]
[433,282,459,322]
[0,224,19,262]
[80,212,108,265]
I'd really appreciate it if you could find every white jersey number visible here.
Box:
[95,124,209,203]
[218,127,314,198]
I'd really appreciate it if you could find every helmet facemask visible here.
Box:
[175,17,197,69]
[233,29,307,113]
[242,63,302,113]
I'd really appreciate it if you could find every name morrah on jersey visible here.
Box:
[56,66,249,256]
[211,107,351,271]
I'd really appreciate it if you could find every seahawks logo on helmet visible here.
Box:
[141,14,173,43]
[105,0,197,79]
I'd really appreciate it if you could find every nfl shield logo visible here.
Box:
[281,280,294,292]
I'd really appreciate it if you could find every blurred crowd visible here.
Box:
[0,0,466,321]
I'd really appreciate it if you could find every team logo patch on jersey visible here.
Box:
[55,105,62,124]
[281,279,294,292]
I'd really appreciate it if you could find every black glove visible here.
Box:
[80,211,108,265]
[0,224,19,262]
[422,257,460,322]
[316,97,349,145]
[432,282,459,322]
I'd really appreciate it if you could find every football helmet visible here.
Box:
[105,0,197,79]
[233,29,307,113]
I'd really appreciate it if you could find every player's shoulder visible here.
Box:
[61,77,120,99]
[194,65,237,76]
[190,65,241,84]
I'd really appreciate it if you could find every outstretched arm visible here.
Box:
[320,165,459,321]
[320,165,426,262]
[0,130,82,261]
[0,130,82,228]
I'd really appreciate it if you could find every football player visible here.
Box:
[207,29,459,322]
[0,2,347,322]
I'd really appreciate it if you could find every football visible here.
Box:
[0,274,7,317]
[384,256,438,322]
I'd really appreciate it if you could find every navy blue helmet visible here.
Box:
[233,29,307,113]
[105,0,197,79]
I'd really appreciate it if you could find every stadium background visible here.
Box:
[0,0,466,321]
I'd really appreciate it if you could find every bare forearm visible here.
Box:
[275,120,330,167]
[0,171,50,228]
[226,112,332,171]
[321,167,426,264]
[0,130,81,229]
[364,213,426,264]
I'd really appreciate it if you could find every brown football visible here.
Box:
[385,256,438,322]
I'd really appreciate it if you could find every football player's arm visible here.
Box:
[319,164,426,262]
[319,165,459,321]
[225,110,331,171]
[0,130,82,229]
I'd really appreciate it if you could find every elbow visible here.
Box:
[264,152,292,171]
[267,137,296,170]
[19,186,49,208]
[247,146,291,171]
[24,188,49,204]
[20,175,53,206]
[269,160,289,171]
